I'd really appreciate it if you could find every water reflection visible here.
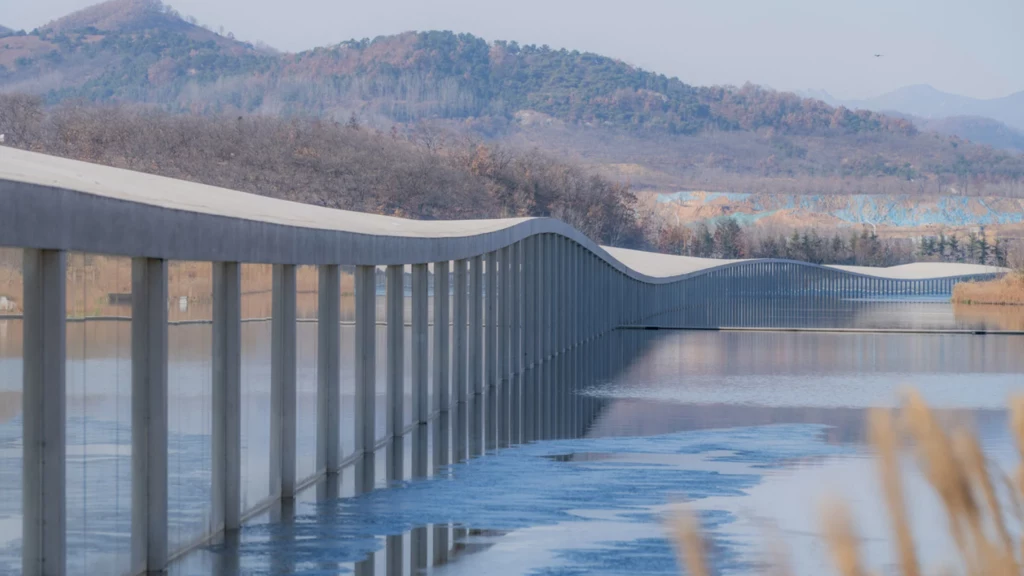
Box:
[654,296,1024,331]
[2,290,1024,574]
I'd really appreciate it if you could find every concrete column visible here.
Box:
[411,264,429,478]
[271,264,297,500]
[510,242,522,445]
[316,265,341,476]
[547,236,557,439]
[485,251,498,451]
[469,256,484,456]
[523,237,536,442]
[452,260,468,462]
[539,235,550,440]
[353,266,377,493]
[431,261,450,473]
[498,246,511,448]
[385,265,405,482]
[212,262,242,533]
[131,257,169,574]
[22,249,66,576]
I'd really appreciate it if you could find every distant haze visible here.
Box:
[5,0,1024,101]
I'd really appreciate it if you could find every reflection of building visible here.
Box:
[589,399,1007,447]
[0,390,20,424]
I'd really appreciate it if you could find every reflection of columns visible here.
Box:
[353,265,377,493]
[131,257,169,574]
[22,249,66,576]
[385,265,404,483]
[213,262,242,533]
[432,261,450,473]
[386,532,402,576]
[411,525,427,574]
[411,264,429,478]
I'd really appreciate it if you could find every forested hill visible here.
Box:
[1,1,911,137]
[2,0,1024,195]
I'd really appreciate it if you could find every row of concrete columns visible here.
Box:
[19,244,1000,574]
[20,234,649,575]
[686,262,994,299]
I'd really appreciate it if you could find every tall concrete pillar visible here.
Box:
[541,235,552,439]
[212,262,242,533]
[411,264,429,478]
[510,242,522,445]
[469,255,484,456]
[498,246,511,448]
[22,249,67,576]
[385,265,405,482]
[316,265,341,476]
[271,264,297,500]
[431,261,450,473]
[131,257,169,574]
[452,259,468,462]
[353,265,377,493]
[486,251,498,451]
[523,237,536,442]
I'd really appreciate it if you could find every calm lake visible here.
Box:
[0,299,1022,575]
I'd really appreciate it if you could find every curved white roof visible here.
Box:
[603,247,1008,280]
[0,146,1011,281]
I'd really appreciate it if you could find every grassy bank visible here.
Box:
[953,271,1024,305]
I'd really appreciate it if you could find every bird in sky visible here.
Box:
[874,53,884,58]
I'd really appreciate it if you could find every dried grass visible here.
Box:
[953,273,1024,306]
[669,389,1024,575]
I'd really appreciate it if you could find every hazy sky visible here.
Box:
[6,0,1023,100]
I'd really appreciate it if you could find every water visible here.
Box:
[1,299,1023,575]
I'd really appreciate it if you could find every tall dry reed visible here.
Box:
[953,273,1024,306]
[670,389,1024,575]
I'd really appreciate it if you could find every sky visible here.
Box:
[5,0,1023,100]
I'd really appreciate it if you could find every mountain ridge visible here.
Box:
[1,0,1022,200]
[813,84,1024,132]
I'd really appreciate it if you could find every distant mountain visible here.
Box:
[0,25,12,37]
[0,0,915,137]
[822,84,1024,132]
[2,0,1023,198]
[0,0,269,98]
[915,116,1024,153]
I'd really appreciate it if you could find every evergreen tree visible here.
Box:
[713,217,745,258]
[966,232,979,263]
[948,234,961,262]
[994,239,1008,267]
[788,230,802,260]
[978,226,990,265]
[694,221,714,258]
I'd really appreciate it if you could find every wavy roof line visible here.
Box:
[0,147,1009,282]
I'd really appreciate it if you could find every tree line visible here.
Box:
[648,214,1019,268]
[0,94,643,246]
[3,93,1020,269]
[915,228,1013,267]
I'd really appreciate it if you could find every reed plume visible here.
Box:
[669,390,1024,575]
